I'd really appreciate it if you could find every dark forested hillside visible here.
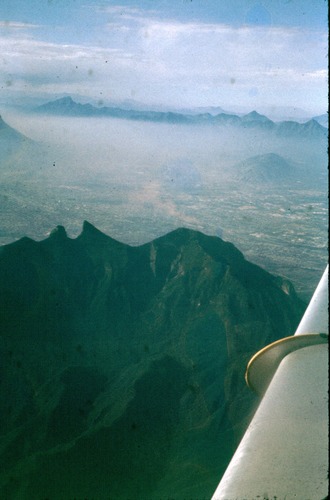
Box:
[0,222,305,499]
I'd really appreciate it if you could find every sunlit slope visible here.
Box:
[0,223,305,499]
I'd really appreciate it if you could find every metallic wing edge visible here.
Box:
[211,266,329,500]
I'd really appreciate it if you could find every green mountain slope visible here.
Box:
[0,222,305,499]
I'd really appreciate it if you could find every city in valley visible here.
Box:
[1,103,327,300]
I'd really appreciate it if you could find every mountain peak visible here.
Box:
[54,96,75,105]
[81,220,105,237]
[304,118,325,130]
[78,220,123,247]
[61,96,74,103]
[36,96,80,114]
[235,152,294,184]
[49,225,68,239]
[276,118,327,138]
[242,111,272,122]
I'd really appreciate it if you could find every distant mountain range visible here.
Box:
[0,222,305,499]
[35,97,327,139]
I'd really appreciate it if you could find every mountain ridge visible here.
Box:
[34,97,328,139]
[0,222,305,498]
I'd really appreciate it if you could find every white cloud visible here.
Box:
[1,7,328,112]
[0,21,41,29]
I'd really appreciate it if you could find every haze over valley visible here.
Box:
[1,102,327,300]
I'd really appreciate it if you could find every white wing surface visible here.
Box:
[212,266,329,500]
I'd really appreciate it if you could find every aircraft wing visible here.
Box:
[212,266,329,500]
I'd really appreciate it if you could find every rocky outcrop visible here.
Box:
[0,222,305,499]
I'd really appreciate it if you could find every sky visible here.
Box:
[0,0,328,114]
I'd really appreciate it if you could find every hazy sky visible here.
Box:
[0,0,328,113]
